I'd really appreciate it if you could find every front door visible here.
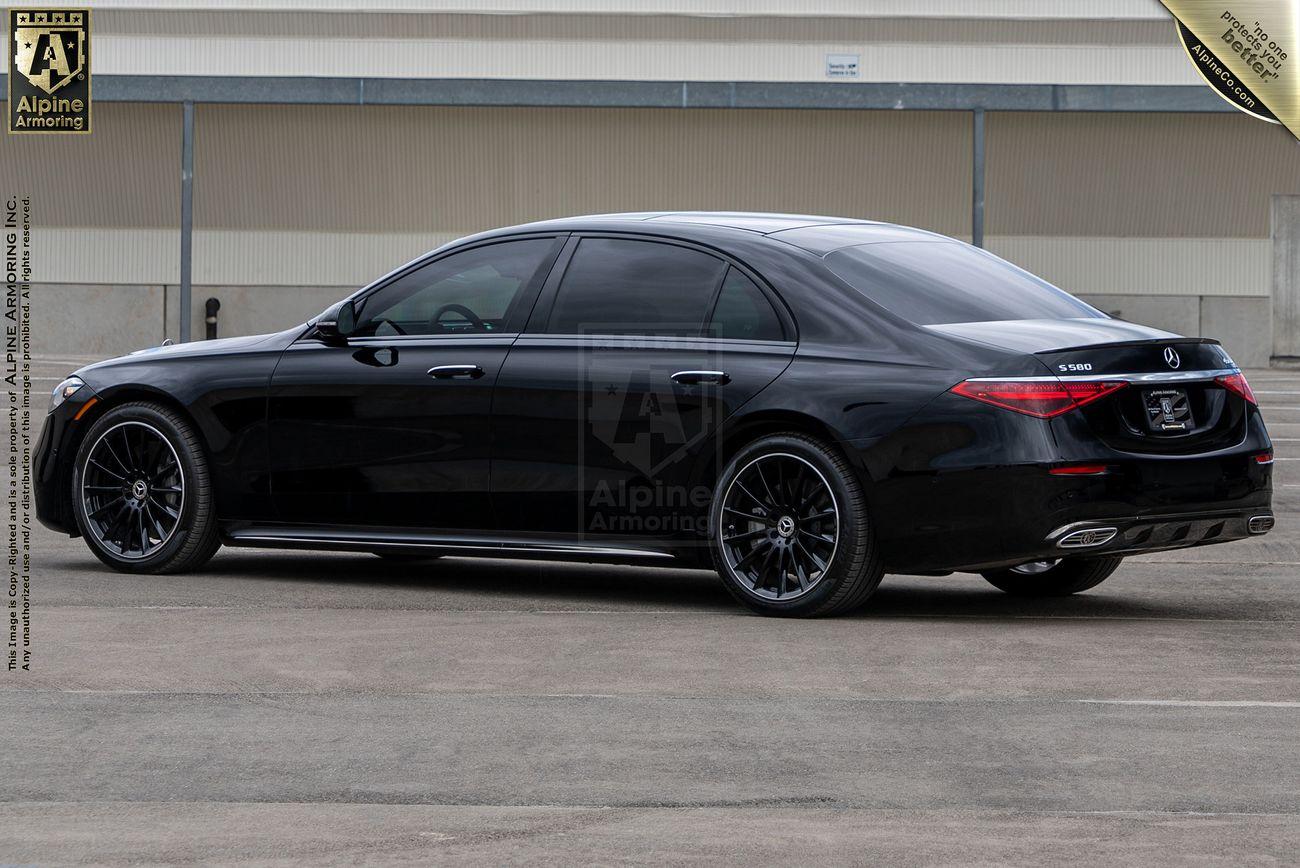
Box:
[268,236,563,530]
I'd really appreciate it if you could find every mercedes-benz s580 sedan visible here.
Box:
[35,213,1274,616]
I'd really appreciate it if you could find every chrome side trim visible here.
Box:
[965,368,1237,385]
[224,527,674,559]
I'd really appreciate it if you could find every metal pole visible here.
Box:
[971,108,985,249]
[180,101,194,342]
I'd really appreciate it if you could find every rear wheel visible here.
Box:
[710,432,882,617]
[981,556,1123,597]
[71,402,220,574]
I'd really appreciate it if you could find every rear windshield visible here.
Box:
[823,241,1104,326]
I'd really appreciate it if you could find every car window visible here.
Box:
[823,240,1104,326]
[546,238,727,336]
[706,268,785,341]
[352,239,556,337]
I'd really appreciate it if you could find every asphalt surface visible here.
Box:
[2,357,1298,865]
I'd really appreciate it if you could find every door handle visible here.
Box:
[671,370,730,386]
[428,364,485,380]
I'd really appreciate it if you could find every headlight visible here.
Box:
[49,376,85,413]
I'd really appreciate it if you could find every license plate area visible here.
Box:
[1143,388,1194,433]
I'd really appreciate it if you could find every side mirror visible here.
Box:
[316,300,356,343]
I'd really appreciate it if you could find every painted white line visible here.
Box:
[1077,699,1300,708]
[29,605,1297,623]
[1254,390,1300,395]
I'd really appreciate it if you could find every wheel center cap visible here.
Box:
[776,516,796,539]
[130,479,149,501]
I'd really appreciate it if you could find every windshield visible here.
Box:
[823,241,1105,326]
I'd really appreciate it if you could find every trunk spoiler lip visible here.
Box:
[1035,336,1222,355]
[964,366,1240,385]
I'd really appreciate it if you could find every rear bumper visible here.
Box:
[867,452,1273,573]
[1029,507,1269,565]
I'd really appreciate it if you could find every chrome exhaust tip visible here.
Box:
[1248,515,1275,535]
[1057,527,1118,549]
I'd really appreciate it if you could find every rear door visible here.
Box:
[490,235,796,540]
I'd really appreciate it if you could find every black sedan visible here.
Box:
[35,213,1274,616]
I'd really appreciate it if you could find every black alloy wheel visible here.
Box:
[72,402,221,573]
[718,452,839,601]
[711,433,883,617]
[80,421,184,559]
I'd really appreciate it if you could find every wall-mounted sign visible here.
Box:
[825,54,860,79]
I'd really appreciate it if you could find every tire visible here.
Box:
[709,432,883,617]
[71,401,221,574]
[981,556,1123,597]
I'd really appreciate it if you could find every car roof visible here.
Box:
[472,211,949,253]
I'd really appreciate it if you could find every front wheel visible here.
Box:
[71,402,220,574]
[710,432,883,617]
[981,556,1123,597]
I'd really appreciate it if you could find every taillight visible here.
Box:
[950,379,1128,418]
[1254,451,1274,465]
[1215,372,1257,405]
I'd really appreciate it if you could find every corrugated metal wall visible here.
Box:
[67,1,1173,21]
[85,5,1193,84]
[1,0,1294,361]
[9,102,1295,297]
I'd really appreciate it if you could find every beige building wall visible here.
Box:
[18,1,1186,86]
[5,101,1298,364]
[8,103,973,352]
[986,112,1300,365]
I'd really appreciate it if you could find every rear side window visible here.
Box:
[547,238,726,336]
[707,268,785,341]
[824,241,1104,326]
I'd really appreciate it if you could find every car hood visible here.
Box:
[77,328,303,375]
[923,318,1181,355]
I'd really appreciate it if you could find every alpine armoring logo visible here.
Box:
[8,8,91,134]
[1176,21,1280,124]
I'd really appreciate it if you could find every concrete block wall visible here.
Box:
[1077,294,1271,368]
[30,284,350,358]
[164,285,349,347]
[30,284,169,358]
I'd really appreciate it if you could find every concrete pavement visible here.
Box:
[2,360,1297,864]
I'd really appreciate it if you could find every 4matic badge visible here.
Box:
[8,8,91,134]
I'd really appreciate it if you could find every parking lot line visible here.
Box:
[1077,699,1300,708]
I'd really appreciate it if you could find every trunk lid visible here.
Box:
[929,318,1246,455]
